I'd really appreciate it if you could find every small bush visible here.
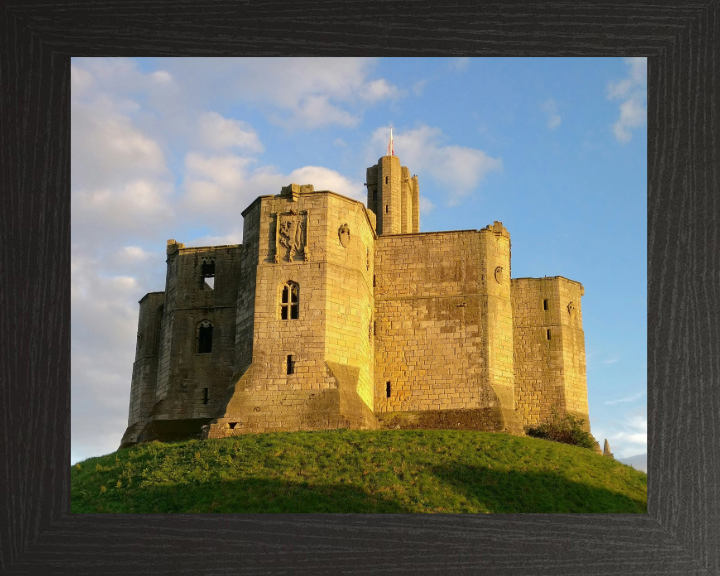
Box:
[526,408,596,449]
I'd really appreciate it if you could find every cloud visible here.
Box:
[603,356,620,365]
[148,58,403,129]
[541,98,562,129]
[607,57,647,143]
[361,79,404,102]
[607,412,647,458]
[450,57,470,72]
[198,112,264,153]
[368,125,502,205]
[419,196,435,215]
[412,80,427,96]
[604,391,644,405]
[180,152,366,231]
[71,253,151,462]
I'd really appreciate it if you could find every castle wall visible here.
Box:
[212,189,376,434]
[373,223,520,432]
[511,277,588,426]
[126,292,165,428]
[374,231,486,411]
[152,243,243,422]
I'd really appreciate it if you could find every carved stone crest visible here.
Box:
[274,209,309,262]
[338,223,350,247]
[567,301,576,316]
[494,266,504,284]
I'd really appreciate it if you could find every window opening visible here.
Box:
[543,299,548,310]
[385,205,389,213]
[198,320,213,353]
[385,176,388,184]
[373,321,376,336]
[373,275,376,287]
[547,329,551,340]
[200,258,215,290]
[280,282,299,320]
[386,382,391,398]
[287,355,295,375]
[203,388,209,405]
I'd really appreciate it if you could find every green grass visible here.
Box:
[71,430,647,513]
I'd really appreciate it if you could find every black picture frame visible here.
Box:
[2,2,718,574]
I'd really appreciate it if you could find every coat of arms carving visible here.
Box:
[338,223,350,247]
[274,209,309,262]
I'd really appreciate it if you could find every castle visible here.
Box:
[120,152,589,448]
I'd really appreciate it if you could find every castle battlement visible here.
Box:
[120,154,589,448]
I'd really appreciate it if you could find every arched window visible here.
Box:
[280,282,299,320]
[197,320,213,353]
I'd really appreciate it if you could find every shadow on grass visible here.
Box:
[73,476,414,514]
[428,463,647,513]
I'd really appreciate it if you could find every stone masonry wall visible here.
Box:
[127,291,164,429]
[151,243,243,422]
[511,276,588,427]
[211,189,376,434]
[374,231,491,413]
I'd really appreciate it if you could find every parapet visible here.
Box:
[166,239,185,255]
[280,183,315,201]
[481,221,510,239]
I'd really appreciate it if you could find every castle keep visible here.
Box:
[120,153,589,448]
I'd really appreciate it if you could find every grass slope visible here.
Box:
[71,430,647,513]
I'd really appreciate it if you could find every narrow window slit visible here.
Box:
[543,299,548,310]
[547,329,551,340]
[203,388,209,405]
[287,355,295,375]
[386,382,391,398]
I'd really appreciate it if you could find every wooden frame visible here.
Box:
[1,2,718,573]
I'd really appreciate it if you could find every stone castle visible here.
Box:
[120,152,589,448]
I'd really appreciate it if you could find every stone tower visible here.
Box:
[366,155,419,235]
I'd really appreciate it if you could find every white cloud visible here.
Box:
[412,80,427,96]
[607,412,647,458]
[450,57,470,72]
[603,356,620,365]
[607,57,647,143]
[361,79,404,102]
[604,391,643,405]
[419,196,435,215]
[71,254,148,462]
[541,98,562,130]
[184,231,244,248]
[198,112,264,153]
[73,178,175,240]
[153,58,403,129]
[368,125,502,205]
[181,152,366,230]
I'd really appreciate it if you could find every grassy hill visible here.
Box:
[71,429,647,513]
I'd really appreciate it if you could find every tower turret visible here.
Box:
[366,154,419,235]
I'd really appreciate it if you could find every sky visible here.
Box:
[71,57,647,465]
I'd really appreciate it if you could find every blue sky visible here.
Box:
[71,57,647,464]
